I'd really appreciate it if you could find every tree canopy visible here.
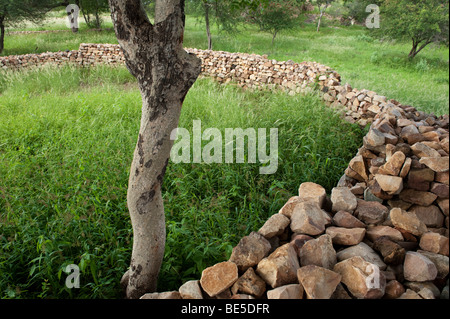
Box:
[0,0,69,53]
[372,0,449,58]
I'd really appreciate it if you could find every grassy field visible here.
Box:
[0,65,365,298]
[0,7,447,299]
[2,15,449,115]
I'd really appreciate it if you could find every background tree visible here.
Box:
[372,0,449,59]
[250,0,304,46]
[77,0,110,29]
[315,0,335,32]
[108,0,201,299]
[343,0,377,25]
[187,0,243,50]
[0,0,68,54]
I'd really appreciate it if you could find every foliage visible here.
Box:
[249,0,304,45]
[342,0,380,23]
[77,0,109,29]
[371,0,449,59]
[0,65,364,298]
[0,0,68,53]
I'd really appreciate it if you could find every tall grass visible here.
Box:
[3,15,448,114]
[0,65,365,298]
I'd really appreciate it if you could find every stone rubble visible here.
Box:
[1,43,448,299]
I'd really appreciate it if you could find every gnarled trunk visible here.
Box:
[108,0,201,299]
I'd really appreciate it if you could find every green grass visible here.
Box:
[2,15,448,114]
[0,65,365,298]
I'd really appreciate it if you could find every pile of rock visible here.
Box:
[1,44,340,100]
[142,177,448,300]
[78,43,125,66]
[142,101,448,300]
[188,48,340,95]
[1,44,448,299]
[0,50,81,70]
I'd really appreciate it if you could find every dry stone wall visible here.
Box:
[1,43,448,299]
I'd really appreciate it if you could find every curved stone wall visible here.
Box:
[1,43,448,299]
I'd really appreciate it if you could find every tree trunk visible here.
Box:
[408,38,432,59]
[408,39,418,59]
[204,2,212,50]
[108,0,201,299]
[0,17,4,55]
[271,30,278,47]
[317,10,324,32]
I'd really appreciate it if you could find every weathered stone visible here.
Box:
[401,125,423,145]
[387,199,413,211]
[230,267,266,298]
[378,151,406,176]
[398,289,422,299]
[179,280,203,299]
[390,207,427,236]
[366,225,404,242]
[399,189,438,206]
[297,265,341,299]
[330,283,352,299]
[418,288,436,299]
[231,294,255,299]
[407,168,434,191]
[437,198,449,216]
[332,211,366,228]
[333,256,386,299]
[404,281,441,298]
[442,285,449,300]
[408,205,444,228]
[278,196,301,218]
[336,242,387,270]
[330,187,358,213]
[258,214,290,239]
[266,284,303,299]
[299,234,337,269]
[354,199,389,225]
[403,252,438,282]
[419,232,449,256]
[348,155,369,181]
[290,201,331,236]
[363,187,384,203]
[229,232,271,272]
[256,243,300,288]
[326,227,366,246]
[419,157,449,173]
[411,142,441,158]
[290,234,313,256]
[373,236,406,265]
[430,182,449,199]
[435,171,449,185]
[399,157,412,178]
[298,182,327,207]
[365,128,385,148]
[384,280,405,299]
[368,180,393,200]
[200,262,239,297]
[374,174,403,195]
[440,136,450,154]
[140,291,181,299]
[417,250,449,279]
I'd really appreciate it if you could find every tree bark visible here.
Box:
[408,38,418,58]
[204,2,212,50]
[0,16,5,55]
[271,30,278,47]
[108,0,201,299]
[409,38,432,59]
